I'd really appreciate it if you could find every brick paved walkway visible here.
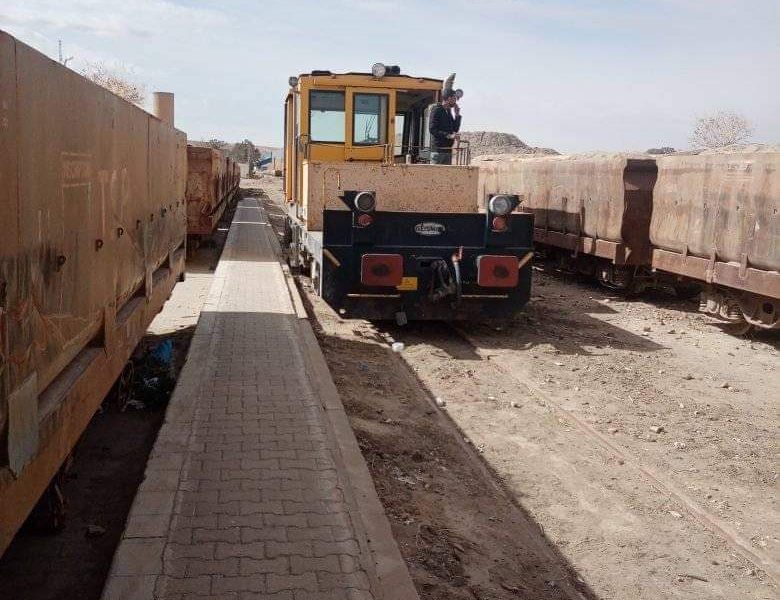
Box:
[103,197,417,600]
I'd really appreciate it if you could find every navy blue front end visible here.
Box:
[320,209,534,320]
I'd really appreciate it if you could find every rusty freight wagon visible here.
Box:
[651,147,780,332]
[0,31,187,554]
[473,154,695,294]
[475,147,780,332]
[185,146,240,236]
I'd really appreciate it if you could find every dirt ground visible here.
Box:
[260,175,778,600]
[0,198,238,600]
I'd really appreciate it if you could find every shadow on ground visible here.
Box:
[303,287,598,600]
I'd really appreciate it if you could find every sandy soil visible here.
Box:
[396,277,779,600]
[260,174,778,600]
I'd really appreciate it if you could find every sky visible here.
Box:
[1,0,778,153]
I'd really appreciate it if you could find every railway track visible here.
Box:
[260,178,778,599]
[445,323,779,585]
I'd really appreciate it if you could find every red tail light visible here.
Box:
[357,213,374,227]
[361,254,403,287]
[491,216,508,232]
[477,255,519,288]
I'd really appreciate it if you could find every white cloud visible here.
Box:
[0,0,226,38]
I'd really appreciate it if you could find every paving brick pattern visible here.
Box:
[102,199,389,599]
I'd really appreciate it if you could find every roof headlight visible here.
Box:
[288,76,298,87]
[489,194,514,216]
[354,191,377,212]
[454,88,464,99]
[371,62,387,78]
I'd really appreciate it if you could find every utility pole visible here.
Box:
[246,140,254,176]
[58,40,73,67]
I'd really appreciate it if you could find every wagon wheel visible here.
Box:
[720,320,753,336]
[27,470,68,533]
[116,361,135,411]
[673,283,702,300]
[310,260,321,295]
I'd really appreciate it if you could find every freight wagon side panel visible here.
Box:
[0,31,187,554]
[185,146,230,236]
[0,31,19,448]
[652,149,780,273]
[475,155,656,263]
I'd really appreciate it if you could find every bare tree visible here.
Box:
[646,146,676,155]
[82,61,146,106]
[206,139,226,150]
[690,111,753,149]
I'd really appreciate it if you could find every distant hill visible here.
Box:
[460,131,558,158]
[189,140,281,162]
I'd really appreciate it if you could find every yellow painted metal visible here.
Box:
[284,70,445,217]
[397,277,419,291]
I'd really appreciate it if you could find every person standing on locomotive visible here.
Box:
[429,89,461,165]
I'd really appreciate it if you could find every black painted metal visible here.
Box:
[321,209,534,320]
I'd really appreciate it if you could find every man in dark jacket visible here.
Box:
[429,89,461,165]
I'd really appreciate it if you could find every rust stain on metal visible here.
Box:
[475,154,657,266]
[651,148,780,291]
[185,146,240,236]
[0,31,187,555]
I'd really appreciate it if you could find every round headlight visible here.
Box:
[454,88,464,99]
[371,63,387,78]
[489,195,513,216]
[354,191,376,212]
[288,76,299,87]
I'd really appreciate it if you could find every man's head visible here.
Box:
[441,88,458,108]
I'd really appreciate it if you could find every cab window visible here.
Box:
[353,93,388,146]
[309,90,345,143]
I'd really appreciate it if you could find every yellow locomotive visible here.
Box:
[283,64,533,322]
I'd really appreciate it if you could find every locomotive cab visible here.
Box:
[283,65,534,321]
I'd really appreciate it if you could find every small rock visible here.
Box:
[391,342,405,353]
[608,427,619,434]
[673,441,687,450]
[669,510,683,519]
[435,397,446,408]
[683,374,694,380]
[719,382,730,389]
[86,524,106,538]
[643,326,652,332]
[554,361,564,367]
[487,395,497,401]
[678,403,685,408]
[667,329,676,334]
[510,401,521,408]
[650,425,665,434]
[744,569,755,577]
